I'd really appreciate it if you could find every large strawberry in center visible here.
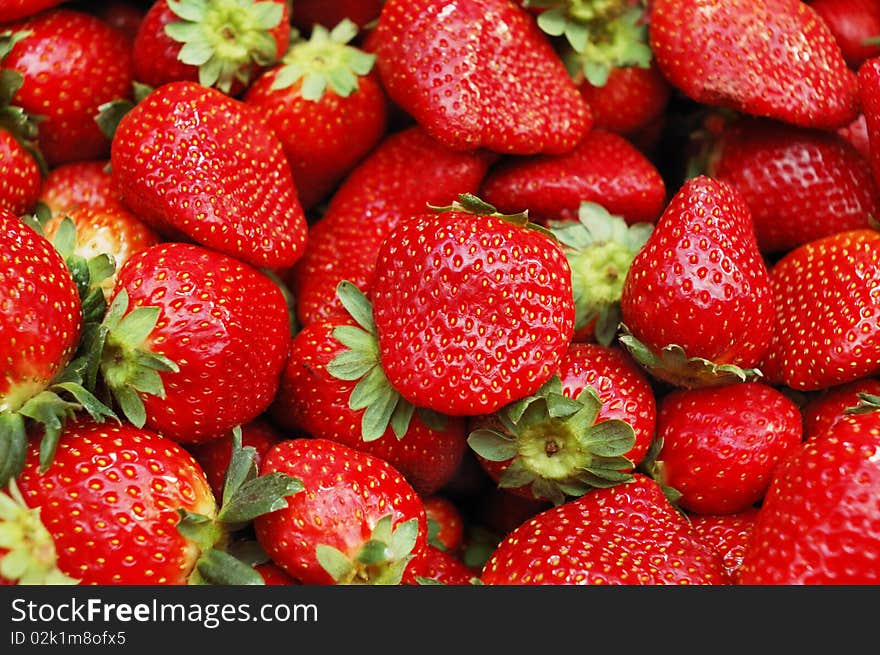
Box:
[109,81,308,269]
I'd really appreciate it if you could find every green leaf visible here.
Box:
[113,385,146,428]
[389,399,414,440]
[300,71,328,102]
[195,549,265,586]
[316,544,354,582]
[0,413,27,488]
[498,458,538,490]
[536,8,567,36]
[335,281,375,333]
[177,38,215,67]
[221,427,256,508]
[218,472,303,525]
[356,539,389,565]
[467,429,518,462]
[581,419,636,457]
[388,518,419,560]
[166,0,207,22]
[113,306,161,350]
[326,348,375,380]
[252,1,284,29]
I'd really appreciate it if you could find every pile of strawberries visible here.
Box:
[1,0,879,587]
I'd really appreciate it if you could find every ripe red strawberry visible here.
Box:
[291,0,385,33]
[708,117,880,254]
[417,545,478,585]
[37,160,123,216]
[243,19,388,210]
[479,129,667,226]
[0,128,40,215]
[371,0,591,155]
[131,0,291,95]
[423,495,465,553]
[651,382,803,515]
[648,0,859,130]
[2,8,134,166]
[857,57,880,187]
[98,241,292,444]
[545,203,653,345]
[801,378,880,440]
[7,419,217,584]
[110,80,308,270]
[737,409,880,584]
[688,508,759,583]
[288,125,494,328]
[618,175,775,388]
[0,1,63,22]
[468,342,656,505]
[576,62,671,141]
[268,308,468,496]
[839,112,870,161]
[810,0,880,70]
[370,194,575,417]
[253,437,430,585]
[41,205,162,298]
[480,474,727,585]
[255,562,299,585]
[759,229,880,391]
[186,417,284,501]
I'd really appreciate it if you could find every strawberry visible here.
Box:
[291,0,385,33]
[0,2,63,22]
[839,112,870,161]
[479,129,667,226]
[96,241,292,444]
[131,0,291,95]
[417,545,479,585]
[423,495,465,553]
[650,382,803,515]
[92,1,148,42]
[0,128,40,215]
[186,417,284,501]
[758,229,880,391]
[737,408,880,584]
[707,117,880,254]
[857,57,880,187]
[109,80,308,270]
[268,305,468,496]
[688,508,759,583]
[810,0,880,70]
[253,437,430,585]
[1,8,134,166]
[243,19,388,210]
[801,378,880,440]
[480,474,727,584]
[2,419,303,585]
[369,194,575,417]
[648,0,859,130]
[288,125,493,328]
[468,342,655,505]
[475,485,551,539]
[37,160,123,216]
[618,175,775,388]
[255,562,298,585]
[371,0,591,155]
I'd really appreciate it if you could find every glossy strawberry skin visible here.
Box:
[479,129,667,225]
[801,378,880,441]
[253,438,429,585]
[110,81,308,270]
[269,316,468,496]
[4,8,134,166]
[0,0,63,21]
[656,382,803,515]
[0,130,40,216]
[371,210,575,417]
[112,242,292,443]
[288,126,494,329]
[710,117,880,254]
[423,495,465,553]
[131,0,291,95]
[857,58,880,187]
[688,508,759,583]
[0,208,81,412]
[290,0,384,32]
[759,229,880,390]
[38,160,123,216]
[15,419,216,585]
[620,175,775,368]
[420,545,476,585]
[649,0,859,130]
[737,412,880,584]
[480,474,727,585]
[243,58,389,210]
[810,0,880,69]
[372,0,591,154]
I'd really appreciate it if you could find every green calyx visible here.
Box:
[326,281,447,442]
[617,325,764,389]
[429,193,559,241]
[164,0,286,93]
[0,479,78,585]
[467,376,636,506]
[548,202,652,345]
[843,393,880,415]
[183,426,304,585]
[531,1,652,87]
[635,436,683,509]
[270,19,376,101]
[316,514,420,585]
[88,288,180,429]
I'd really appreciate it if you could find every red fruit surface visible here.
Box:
[290,0,384,32]
[371,0,591,154]
[655,382,803,515]
[0,129,40,216]
[800,377,880,440]
[423,495,465,553]
[38,160,123,215]
[371,209,575,416]
[419,545,476,585]
[688,508,759,583]
[15,419,216,585]
[112,242,291,443]
[480,475,727,585]
[110,81,308,270]
[253,438,429,585]
[810,0,880,69]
